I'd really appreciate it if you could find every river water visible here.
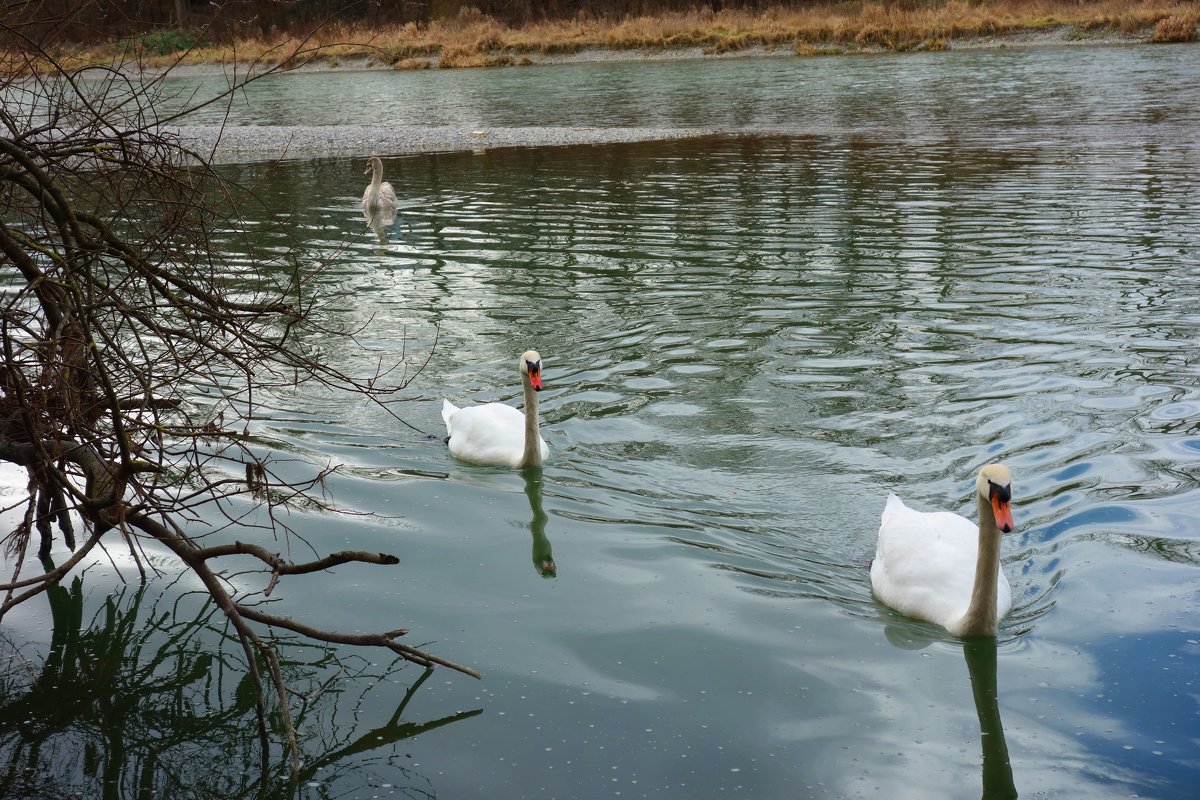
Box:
[8,43,1200,799]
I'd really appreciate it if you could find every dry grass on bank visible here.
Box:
[52,0,1200,71]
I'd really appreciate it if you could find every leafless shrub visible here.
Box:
[0,0,475,780]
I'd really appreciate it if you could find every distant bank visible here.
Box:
[56,1,1200,75]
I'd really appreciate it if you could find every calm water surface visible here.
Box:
[9,45,1200,798]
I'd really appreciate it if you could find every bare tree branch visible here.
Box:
[194,541,402,571]
[0,0,469,775]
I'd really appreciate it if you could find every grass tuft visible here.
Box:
[438,47,514,68]
[393,57,431,70]
[1151,11,1200,41]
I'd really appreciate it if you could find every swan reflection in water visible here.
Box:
[523,469,555,578]
[886,627,1018,799]
[963,637,1018,800]
[364,207,396,243]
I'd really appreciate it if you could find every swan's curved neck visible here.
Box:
[958,493,1003,636]
[366,165,383,208]
[520,373,542,468]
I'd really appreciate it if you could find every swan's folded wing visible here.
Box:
[444,402,528,467]
[381,182,398,206]
[872,497,978,627]
[441,399,461,434]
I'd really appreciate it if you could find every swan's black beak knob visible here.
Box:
[527,361,543,391]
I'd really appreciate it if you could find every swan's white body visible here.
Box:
[870,464,1015,636]
[362,157,397,215]
[442,351,549,468]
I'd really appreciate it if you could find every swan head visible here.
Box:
[519,350,544,392]
[364,157,383,176]
[535,555,557,578]
[976,463,1014,533]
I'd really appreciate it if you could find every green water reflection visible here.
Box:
[0,565,477,797]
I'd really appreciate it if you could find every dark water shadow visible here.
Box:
[0,561,480,799]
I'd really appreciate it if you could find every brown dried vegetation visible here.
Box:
[33,1,1200,72]
[1150,10,1200,39]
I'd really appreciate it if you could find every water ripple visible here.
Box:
[203,107,1200,654]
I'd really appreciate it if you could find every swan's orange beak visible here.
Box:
[992,496,1014,533]
[528,365,543,392]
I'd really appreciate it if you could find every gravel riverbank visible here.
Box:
[167,26,1178,164]
[176,123,718,164]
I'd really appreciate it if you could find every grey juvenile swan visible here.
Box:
[362,157,397,215]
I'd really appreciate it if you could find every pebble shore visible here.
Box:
[169,26,1164,164]
[176,123,716,164]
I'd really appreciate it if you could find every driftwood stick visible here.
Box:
[194,541,400,573]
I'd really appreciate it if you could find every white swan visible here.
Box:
[870,463,1015,636]
[361,157,397,215]
[442,350,549,468]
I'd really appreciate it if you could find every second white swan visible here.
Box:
[870,463,1016,636]
[442,350,549,468]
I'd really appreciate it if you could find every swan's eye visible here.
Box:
[988,481,1012,503]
